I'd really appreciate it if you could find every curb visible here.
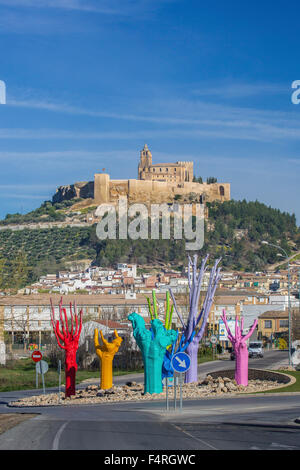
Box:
[212,420,300,430]
[168,419,300,430]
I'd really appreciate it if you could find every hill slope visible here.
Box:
[0,199,299,289]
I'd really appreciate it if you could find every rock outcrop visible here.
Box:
[52,181,94,203]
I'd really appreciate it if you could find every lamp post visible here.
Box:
[261,241,291,365]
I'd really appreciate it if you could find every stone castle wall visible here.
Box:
[94,174,230,206]
[53,174,230,206]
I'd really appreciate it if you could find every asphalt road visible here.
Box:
[0,349,299,451]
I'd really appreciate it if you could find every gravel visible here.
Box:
[9,375,286,408]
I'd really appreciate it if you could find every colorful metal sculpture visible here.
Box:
[221,309,258,386]
[146,290,177,380]
[94,329,123,390]
[162,331,196,380]
[128,313,177,394]
[50,297,82,398]
[170,254,222,383]
[146,290,173,329]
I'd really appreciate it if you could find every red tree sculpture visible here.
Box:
[50,298,83,398]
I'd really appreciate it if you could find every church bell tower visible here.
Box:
[138,144,152,179]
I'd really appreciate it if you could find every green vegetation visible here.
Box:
[77,206,97,215]
[257,370,300,394]
[0,199,299,290]
[0,198,89,227]
[206,199,299,271]
[0,358,98,392]
[0,358,144,392]
[193,176,203,183]
[0,201,69,226]
[206,176,218,184]
[0,225,97,290]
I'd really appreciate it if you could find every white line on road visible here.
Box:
[172,424,218,450]
[52,422,68,450]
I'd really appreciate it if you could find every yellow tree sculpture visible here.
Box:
[94,329,123,390]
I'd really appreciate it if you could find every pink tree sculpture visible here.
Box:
[221,309,258,386]
[170,254,222,383]
[50,298,83,397]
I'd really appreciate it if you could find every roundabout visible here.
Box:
[9,369,294,408]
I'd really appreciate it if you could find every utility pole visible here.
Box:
[261,241,292,365]
[298,268,300,313]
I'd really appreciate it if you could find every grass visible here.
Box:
[0,358,143,392]
[0,351,218,393]
[198,353,216,364]
[0,358,98,392]
[113,368,144,377]
[258,370,300,394]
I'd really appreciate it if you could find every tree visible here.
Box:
[50,297,83,398]
[128,313,177,394]
[193,176,203,183]
[0,257,6,290]
[11,250,29,290]
[221,310,257,386]
[94,329,123,390]
[206,177,217,184]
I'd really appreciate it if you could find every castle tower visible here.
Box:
[138,144,152,179]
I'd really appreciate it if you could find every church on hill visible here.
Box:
[138,144,194,183]
[53,145,230,207]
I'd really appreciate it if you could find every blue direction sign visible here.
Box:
[171,352,191,373]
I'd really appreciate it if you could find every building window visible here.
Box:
[220,186,225,196]
[264,320,272,328]
[279,320,288,328]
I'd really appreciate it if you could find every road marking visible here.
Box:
[172,424,218,450]
[52,422,68,450]
[270,442,297,449]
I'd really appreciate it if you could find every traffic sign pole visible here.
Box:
[166,377,169,411]
[32,350,42,390]
[179,373,183,411]
[41,363,45,394]
[174,377,177,411]
[36,360,48,395]
[170,352,191,412]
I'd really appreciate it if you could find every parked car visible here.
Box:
[248,341,264,358]
[230,351,236,361]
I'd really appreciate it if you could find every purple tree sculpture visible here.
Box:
[170,254,222,383]
[221,309,258,386]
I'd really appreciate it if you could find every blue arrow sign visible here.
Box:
[171,352,191,373]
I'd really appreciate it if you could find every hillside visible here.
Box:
[0,198,299,290]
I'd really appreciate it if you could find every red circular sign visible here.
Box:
[31,351,42,363]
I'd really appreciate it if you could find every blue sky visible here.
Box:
[0,0,299,222]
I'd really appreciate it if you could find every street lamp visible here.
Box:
[261,240,291,365]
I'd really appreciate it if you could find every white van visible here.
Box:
[248,341,264,358]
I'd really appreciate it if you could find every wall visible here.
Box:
[93,173,230,207]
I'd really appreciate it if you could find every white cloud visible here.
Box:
[0,0,172,15]
[0,149,135,161]
[7,91,300,143]
[193,82,288,98]
[0,0,117,14]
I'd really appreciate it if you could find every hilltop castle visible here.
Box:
[53,145,230,206]
[138,144,193,183]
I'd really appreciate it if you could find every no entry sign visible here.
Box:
[31,351,42,363]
